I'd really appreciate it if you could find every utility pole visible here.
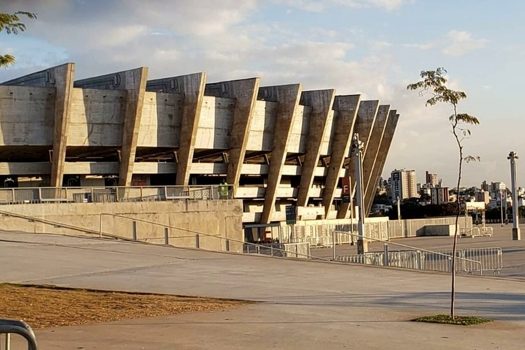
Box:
[351,133,367,254]
[508,151,521,240]
[500,189,504,227]
[397,195,404,238]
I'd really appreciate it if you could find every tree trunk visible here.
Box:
[450,118,463,320]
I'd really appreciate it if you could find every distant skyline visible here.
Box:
[1,0,524,187]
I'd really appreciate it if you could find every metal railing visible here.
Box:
[99,213,316,260]
[332,230,503,275]
[0,319,38,350]
[461,226,493,238]
[0,185,233,205]
[244,242,311,258]
[0,208,315,261]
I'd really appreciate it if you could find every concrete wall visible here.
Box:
[195,96,235,150]
[69,88,125,146]
[0,86,55,145]
[138,91,182,148]
[423,224,455,236]
[0,200,244,252]
[387,216,473,238]
[246,100,277,151]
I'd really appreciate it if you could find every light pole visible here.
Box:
[500,189,504,227]
[508,151,521,240]
[351,133,367,254]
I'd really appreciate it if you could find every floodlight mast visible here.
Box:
[508,151,521,240]
[351,133,368,254]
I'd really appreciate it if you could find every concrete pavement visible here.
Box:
[1,231,524,349]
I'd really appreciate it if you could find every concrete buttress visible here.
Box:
[321,95,360,219]
[205,78,260,196]
[74,67,149,187]
[297,89,335,207]
[258,84,302,224]
[364,111,399,214]
[337,100,379,219]
[146,73,207,186]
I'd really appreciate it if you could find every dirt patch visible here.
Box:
[0,284,244,329]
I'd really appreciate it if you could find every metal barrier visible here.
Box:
[0,319,38,350]
[332,230,503,275]
[243,242,311,259]
[460,226,494,238]
[0,185,233,205]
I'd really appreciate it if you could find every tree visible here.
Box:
[0,11,36,67]
[407,68,479,319]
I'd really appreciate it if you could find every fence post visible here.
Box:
[132,221,137,241]
[195,234,200,249]
[416,250,422,270]
[383,243,389,266]
[332,230,336,260]
[99,214,102,238]
[225,239,230,252]
[164,227,169,245]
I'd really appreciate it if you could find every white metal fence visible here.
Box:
[335,246,503,275]
[244,242,311,259]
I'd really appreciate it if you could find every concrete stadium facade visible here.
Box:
[0,63,399,224]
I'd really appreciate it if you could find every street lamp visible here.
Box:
[508,151,521,240]
[351,133,367,254]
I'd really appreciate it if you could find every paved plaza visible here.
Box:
[1,230,524,349]
[312,224,525,279]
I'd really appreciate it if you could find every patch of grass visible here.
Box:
[412,314,492,326]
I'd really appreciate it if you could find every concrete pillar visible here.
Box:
[1,63,76,187]
[362,105,390,198]
[147,73,207,185]
[50,64,75,187]
[364,111,400,214]
[297,89,336,207]
[74,67,149,187]
[321,95,361,218]
[205,78,260,196]
[258,84,302,224]
[337,100,379,219]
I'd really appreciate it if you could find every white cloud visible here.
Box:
[275,0,410,12]
[403,42,434,50]
[405,30,487,57]
[442,30,488,56]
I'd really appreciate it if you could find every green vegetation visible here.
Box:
[0,11,36,67]
[412,314,491,326]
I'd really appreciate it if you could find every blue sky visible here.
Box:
[1,0,524,187]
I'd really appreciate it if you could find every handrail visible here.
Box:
[0,319,38,350]
[100,213,323,261]
[0,209,124,241]
[0,208,316,261]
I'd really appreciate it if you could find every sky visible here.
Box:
[1,0,524,188]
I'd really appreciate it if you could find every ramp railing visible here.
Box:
[0,319,38,350]
[99,213,316,260]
